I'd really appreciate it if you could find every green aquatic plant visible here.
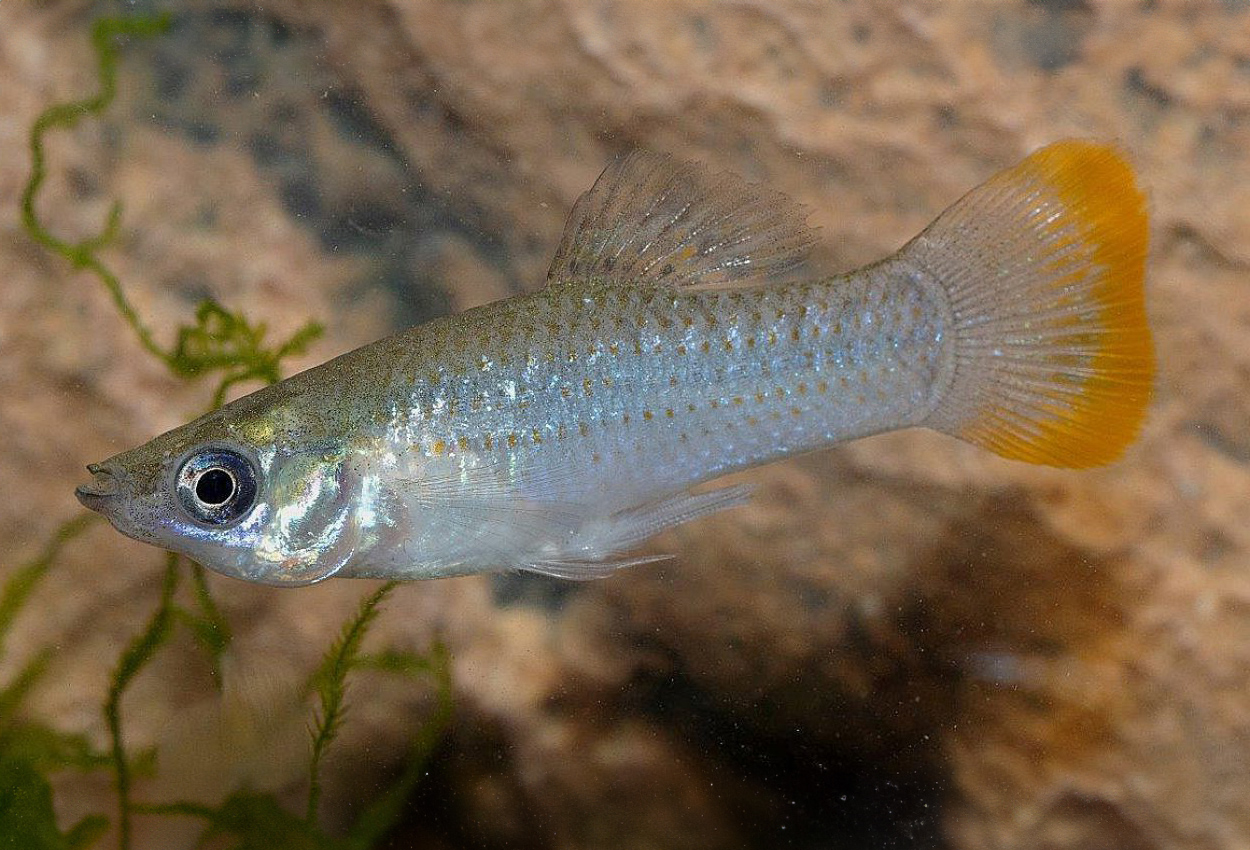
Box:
[21,13,326,408]
[0,516,112,850]
[133,591,453,850]
[306,583,397,823]
[10,12,452,849]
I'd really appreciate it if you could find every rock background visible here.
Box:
[2,1,1249,848]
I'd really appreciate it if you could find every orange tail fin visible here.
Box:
[911,140,1153,467]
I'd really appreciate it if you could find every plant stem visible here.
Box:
[105,555,180,850]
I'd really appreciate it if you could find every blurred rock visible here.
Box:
[2,1,1250,849]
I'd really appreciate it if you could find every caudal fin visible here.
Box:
[907,140,1152,468]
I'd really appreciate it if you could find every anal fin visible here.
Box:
[519,553,673,582]
[518,484,751,580]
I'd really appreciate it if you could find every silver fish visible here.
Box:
[77,141,1152,585]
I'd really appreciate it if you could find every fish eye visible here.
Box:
[176,448,258,526]
[196,468,236,505]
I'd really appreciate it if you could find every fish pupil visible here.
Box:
[196,468,236,505]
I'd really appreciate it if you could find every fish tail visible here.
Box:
[908,140,1153,467]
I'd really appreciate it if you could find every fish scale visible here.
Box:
[377,268,947,510]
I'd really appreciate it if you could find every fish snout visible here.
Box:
[76,463,121,513]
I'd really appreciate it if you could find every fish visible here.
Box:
[76,140,1153,585]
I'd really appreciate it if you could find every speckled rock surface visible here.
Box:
[3,1,1250,848]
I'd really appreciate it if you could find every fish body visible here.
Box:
[77,142,1153,584]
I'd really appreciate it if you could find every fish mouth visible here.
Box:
[75,463,121,513]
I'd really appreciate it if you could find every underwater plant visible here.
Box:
[10,13,452,849]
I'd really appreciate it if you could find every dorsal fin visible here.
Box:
[546,151,818,290]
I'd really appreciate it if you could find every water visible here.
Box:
[2,2,1247,849]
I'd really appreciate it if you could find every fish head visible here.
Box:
[76,406,364,586]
